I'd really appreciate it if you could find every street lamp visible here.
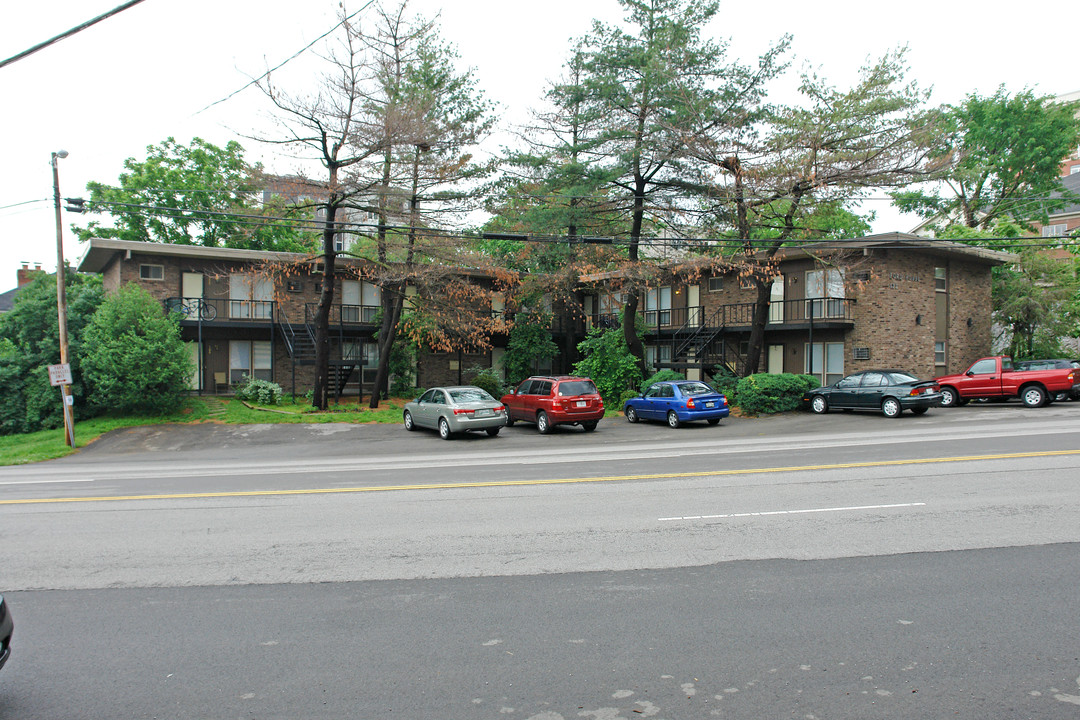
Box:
[51,150,75,447]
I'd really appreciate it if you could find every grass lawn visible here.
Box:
[0,395,411,467]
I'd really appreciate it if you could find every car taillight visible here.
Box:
[453,408,474,416]
[686,398,696,409]
[494,405,505,412]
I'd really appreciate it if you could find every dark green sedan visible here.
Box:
[802,370,943,418]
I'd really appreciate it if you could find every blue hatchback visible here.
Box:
[624,380,730,428]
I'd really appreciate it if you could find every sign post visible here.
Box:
[48,363,75,447]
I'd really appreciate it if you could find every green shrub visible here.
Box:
[81,283,192,416]
[572,326,643,409]
[466,367,505,398]
[735,373,819,415]
[235,377,284,405]
[710,369,740,406]
[618,388,640,410]
[640,369,684,393]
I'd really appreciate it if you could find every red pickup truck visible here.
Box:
[935,356,1079,408]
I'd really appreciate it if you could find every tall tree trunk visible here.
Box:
[312,194,340,410]
[622,177,648,375]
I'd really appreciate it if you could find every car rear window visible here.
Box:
[558,380,596,396]
[677,382,713,396]
[449,389,494,403]
[889,372,919,383]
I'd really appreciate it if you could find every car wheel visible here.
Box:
[911,407,929,415]
[1054,391,1068,402]
[707,418,720,426]
[537,411,552,434]
[625,406,639,423]
[486,427,500,437]
[505,414,515,427]
[582,420,598,432]
[881,397,902,418]
[403,410,415,431]
[1021,385,1047,408]
[438,417,453,440]
[939,386,964,407]
[667,410,681,428]
[810,395,828,414]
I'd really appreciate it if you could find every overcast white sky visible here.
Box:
[2,0,1077,288]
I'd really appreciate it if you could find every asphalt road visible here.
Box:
[2,402,1080,718]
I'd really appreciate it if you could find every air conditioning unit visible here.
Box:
[852,347,870,360]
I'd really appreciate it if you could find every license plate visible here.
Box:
[576,400,586,407]
[705,402,714,408]
[475,409,492,417]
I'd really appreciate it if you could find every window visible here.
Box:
[139,264,164,281]
[1042,224,1067,238]
[229,340,272,383]
[805,342,844,385]
[935,341,947,366]
[934,267,947,292]
[805,269,845,318]
[230,274,273,319]
[860,372,887,387]
[969,357,996,374]
[852,347,870,360]
[645,345,672,369]
[341,280,380,323]
[1071,165,1080,175]
[707,277,723,292]
[644,287,672,326]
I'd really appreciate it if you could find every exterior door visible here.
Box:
[687,285,701,327]
[767,344,784,374]
[182,273,203,316]
[768,276,784,323]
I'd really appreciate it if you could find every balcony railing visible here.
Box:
[165,297,276,322]
[305,303,381,325]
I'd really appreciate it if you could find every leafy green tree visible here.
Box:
[0,272,103,434]
[992,243,1080,359]
[502,315,559,386]
[689,49,934,374]
[891,88,1080,230]
[74,137,315,251]
[572,325,644,409]
[356,4,497,408]
[572,0,783,371]
[81,283,194,415]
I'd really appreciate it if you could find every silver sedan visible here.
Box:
[403,386,507,439]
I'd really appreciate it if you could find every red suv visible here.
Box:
[502,376,605,434]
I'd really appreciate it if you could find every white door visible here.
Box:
[687,285,701,327]
[768,344,784,374]
[182,273,203,316]
[769,276,784,323]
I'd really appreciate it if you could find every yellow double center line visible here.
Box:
[2,448,1079,506]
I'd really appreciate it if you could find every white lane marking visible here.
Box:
[0,478,94,486]
[659,502,926,522]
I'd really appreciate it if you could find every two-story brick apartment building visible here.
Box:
[77,233,1013,395]
[580,233,1015,384]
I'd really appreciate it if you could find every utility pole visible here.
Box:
[51,150,75,448]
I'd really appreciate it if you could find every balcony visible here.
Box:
[165,297,275,324]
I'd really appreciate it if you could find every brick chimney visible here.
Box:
[17,262,43,288]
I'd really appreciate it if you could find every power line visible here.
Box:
[78,199,1080,253]
[0,198,48,212]
[0,0,148,71]
[194,0,376,115]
